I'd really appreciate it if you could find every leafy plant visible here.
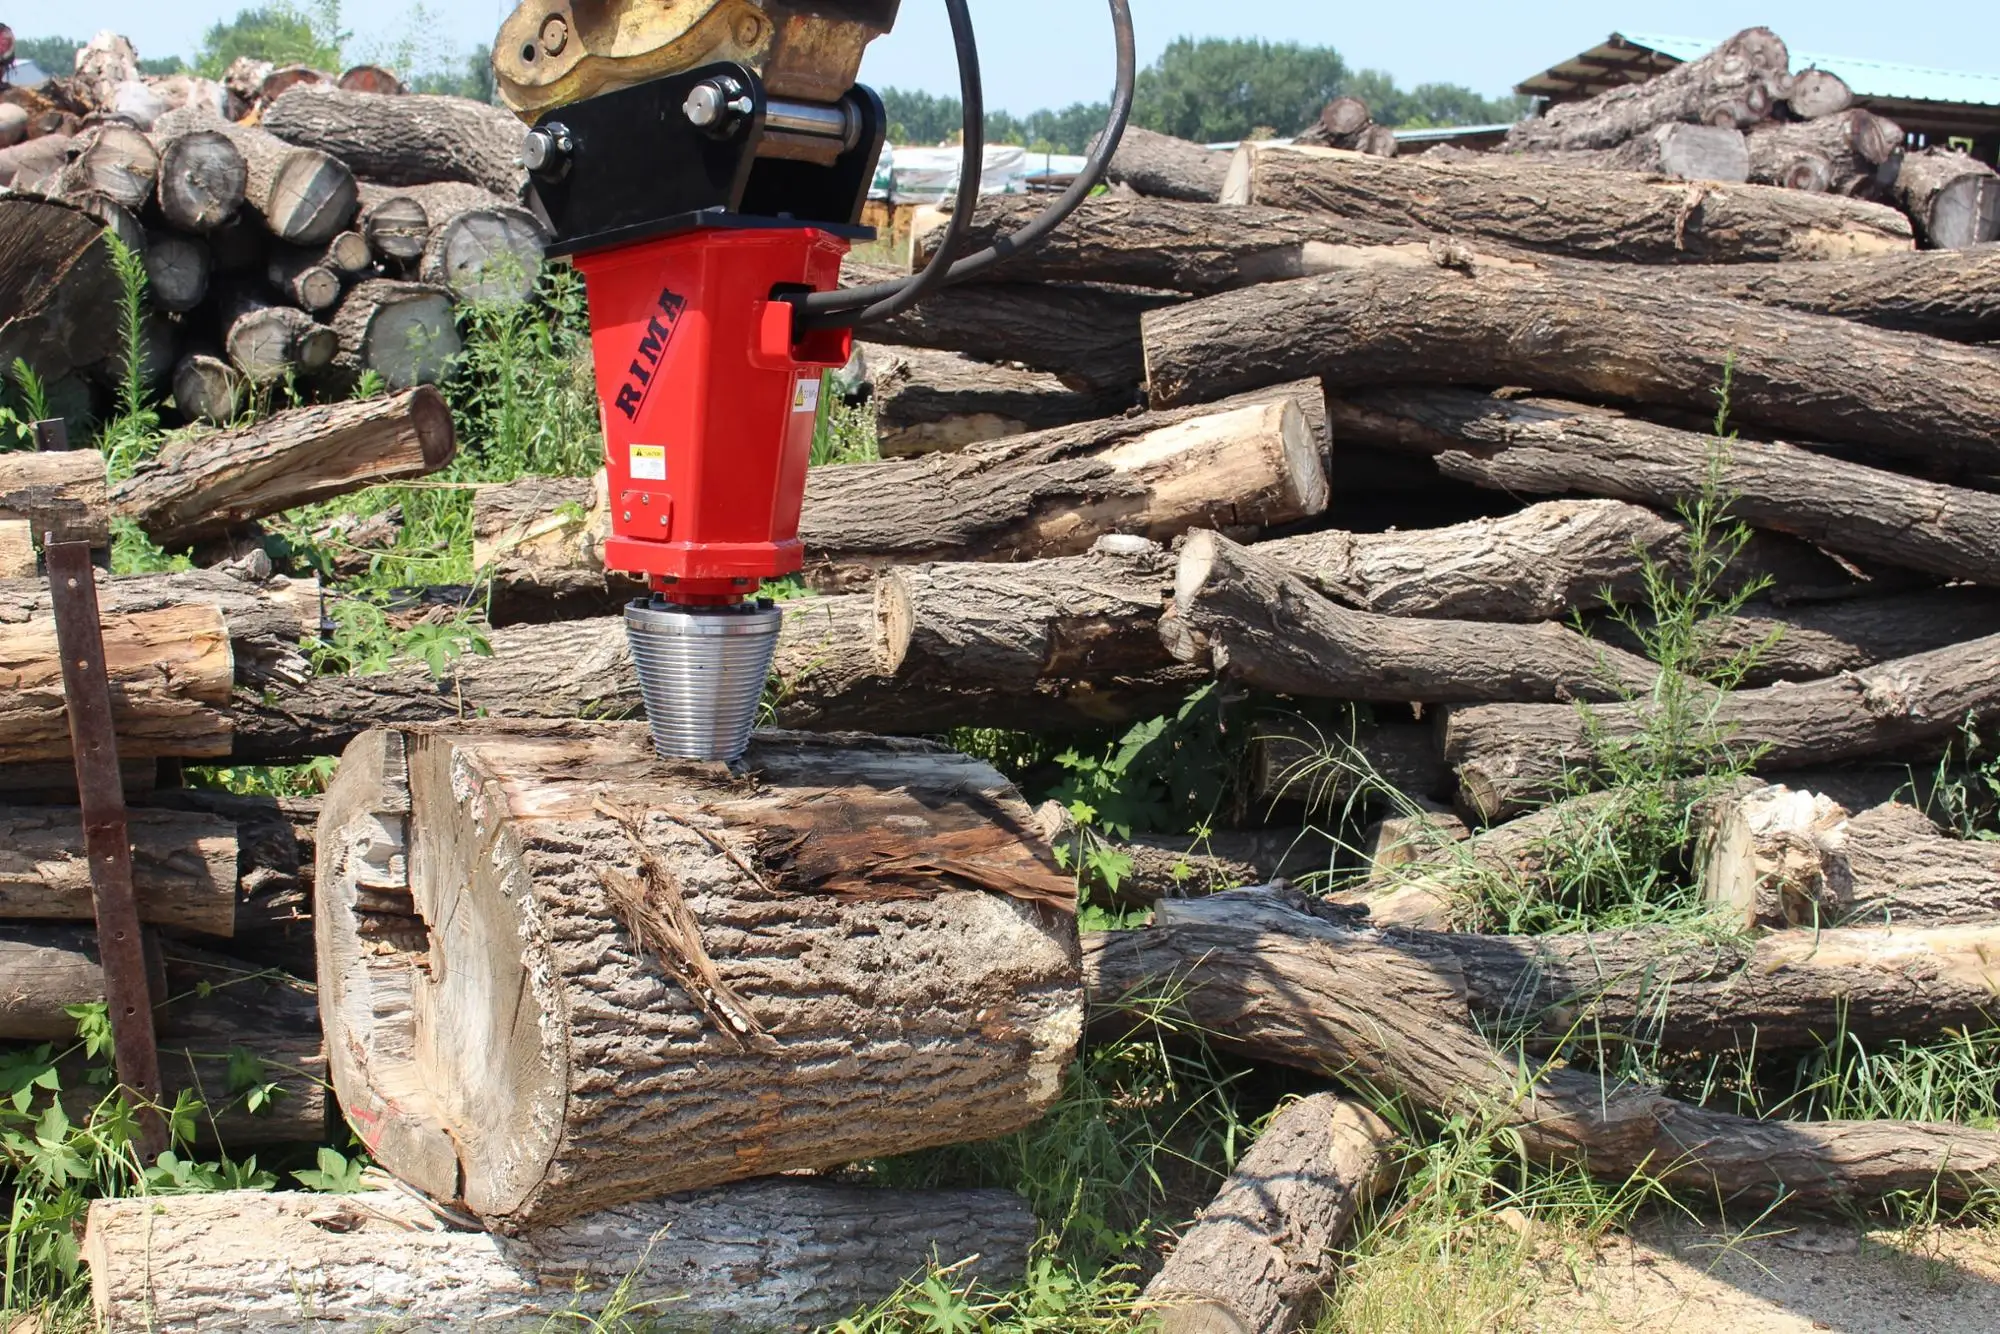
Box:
[292,1146,368,1194]
[98,234,163,481]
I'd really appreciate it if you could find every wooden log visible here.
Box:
[327,278,461,390]
[62,190,146,261]
[1442,629,2000,820]
[219,286,336,382]
[263,85,529,200]
[1609,122,1750,181]
[151,126,248,232]
[265,244,341,311]
[0,521,32,579]
[0,132,71,189]
[320,229,373,278]
[1087,887,2000,1205]
[1032,802,1336,910]
[1144,1094,1396,1333]
[57,123,157,210]
[337,64,406,96]
[0,449,109,547]
[154,107,358,247]
[317,724,1081,1228]
[356,180,431,261]
[171,352,242,425]
[1171,530,1660,705]
[86,1181,1036,1334]
[1251,715,1454,807]
[1671,245,2000,342]
[1785,68,1856,120]
[470,472,643,625]
[0,196,122,381]
[1219,143,1913,263]
[112,386,456,550]
[142,232,209,313]
[1747,110,1901,194]
[145,790,318,978]
[1894,147,2000,249]
[412,182,548,304]
[221,57,274,119]
[863,343,1137,455]
[1145,258,2000,478]
[0,924,150,1041]
[1103,124,1231,202]
[799,395,1328,587]
[0,103,25,149]
[259,65,333,105]
[1506,28,1792,151]
[0,805,236,934]
[1328,389,2000,584]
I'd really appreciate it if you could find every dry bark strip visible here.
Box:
[1144,257,2000,477]
[1328,389,2000,584]
[1505,28,1792,151]
[1144,1095,1397,1333]
[262,84,530,200]
[1104,125,1231,202]
[86,1182,1035,1333]
[113,387,456,549]
[318,724,1081,1229]
[1086,888,2000,1205]
[1220,143,1913,264]
[862,344,1137,456]
[1171,531,1662,704]
[0,449,109,547]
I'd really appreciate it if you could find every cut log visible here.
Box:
[1894,147,2000,249]
[1302,96,1373,144]
[263,85,529,200]
[1088,886,2000,1206]
[86,1181,1035,1334]
[471,471,643,625]
[1505,28,1792,151]
[412,182,548,304]
[1103,124,1231,202]
[1607,122,1750,181]
[863,343,1138,456]
[1144,1095,1396,1334]
[356,180,432,261]
[0,521,31,579]
[0,132,72,189]
[1671,245,2000,342]
[142,232,209,312]
[327,278,462,390]
[259,65,333,105]
[1747,110,1901,194]
[112,386,456,550]
[799,395,1328,587]
[1220,143,1913,263]
[0,805,236,935]
[63,191,145,261]
[1171,530,1660,705]
[57,123,157,210]
[0,449,109,546]
[151,126,248,232]
[219,286,336,382]
[0,196,122,381]
[1033,802,1337,910]
[0,924,156,1041]
[1146,257,2000,477]
[154,106,358,247]
[1442,630,2000,820]
[320,229,373,278]
[145,790,318,977]
[265,244,341,311]
[171,353,242,425]
[1785,68,1855,120]
[318,724,1081,1228]
[337,64,405,96]
[912,194,1418,295]
[1328,389,2000,585]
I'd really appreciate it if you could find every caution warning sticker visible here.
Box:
[792,379,821,414]
[629,444,666,481]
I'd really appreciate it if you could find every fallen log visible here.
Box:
[411,182,548,304]
[1671,246,2000,342]
[0,132,71,189]
[265,244,341,312]
[326,278,461,390]
[219,286,336,382]
[337,64,405,95]
[154,107,357,247]
[151,126,248,232]
[263,85,529,200]
[355,180,430,261]
[112,387,456,550]
[1144,1094,1396,1334]
[1087,887,2000,1205]
[143,232,210,312]
[470,472,643,625]
[1145,258,2000,477]
[57,123,157,210]
[0,103,25,149]
[1251,715,1454,808]
[1032,803,1337,910]
[1104,124,1231,202]
[1894,147,2000,250]
[86,1181,1036,1333]
[1442,630,2000,819]
[320,229,373,279]
[1603,122,1750,181]
[1327,389,2000,583]
[0,806,237,935]
[1170,531,1661,704]
[144,788,319,974]
[863,344,1137,456]
[0,449,109,547]
[318,724,1082,1228]
[1506,28,1791,151]
[1784,67,1856,120]
[1219,143,1913,264]
[170,353,242,426]
[0,925,160,1041]
[1746,110,1901,194]
[0,196,123,380]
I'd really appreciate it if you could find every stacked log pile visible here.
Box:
[0,30,543,425]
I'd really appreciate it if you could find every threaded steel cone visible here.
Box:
[624,598,782,763]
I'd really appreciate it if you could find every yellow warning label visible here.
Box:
[629,444,667,482]
[792,379,821,414]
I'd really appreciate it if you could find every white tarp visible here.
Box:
[871,144,1033,202]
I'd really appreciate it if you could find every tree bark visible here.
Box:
[1894,148,2000,250]
[1505,28,1792,151]
[863,343,1138,456]
[800,396,1328,587]
[1784,68,1855,120]
[86,1181,1036,1334]
[356,179,431,261]
[1103,125,1231,202]
[0,806,237,935]
[265,244,341,312]
[1145,259,2000,478]
[155,107,358,247]
[170,353,242,426]
[1669,245,2000,342]
[0,522,31,579]
[151,126,247,232]
[0,132,72,190]
[219,286,336,382]
[263,85,529,200]
[1144,1095,1397,1334]
[0,449,109,547]
[1746,110,1901,194]
[1171,530,1661,704]
[143,232,210,312]
[411,182,549,304]
[1087,887,2000,1206]
[57,123,157,210]
[327,278,462,390]
[318,724,1082,1229]
[1328,389,2000,585]
[1610,123,1750,181]
[1442,630,2000,820]
[1220,143,1912,263]
[320,229,373,278]
[112,387,456,550]
[0,196,123,381]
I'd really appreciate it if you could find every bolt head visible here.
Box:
[539,14,569,56]
[522,123,571,173]
[684,78,751,135]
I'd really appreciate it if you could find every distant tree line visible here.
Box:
[883,36,1528,152]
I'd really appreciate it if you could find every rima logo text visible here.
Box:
[613,287,690,420]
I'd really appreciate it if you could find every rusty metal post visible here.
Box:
[31,418,71,451]
[45,538,166,1157]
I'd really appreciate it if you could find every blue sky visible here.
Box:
[32,2,2000,112]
